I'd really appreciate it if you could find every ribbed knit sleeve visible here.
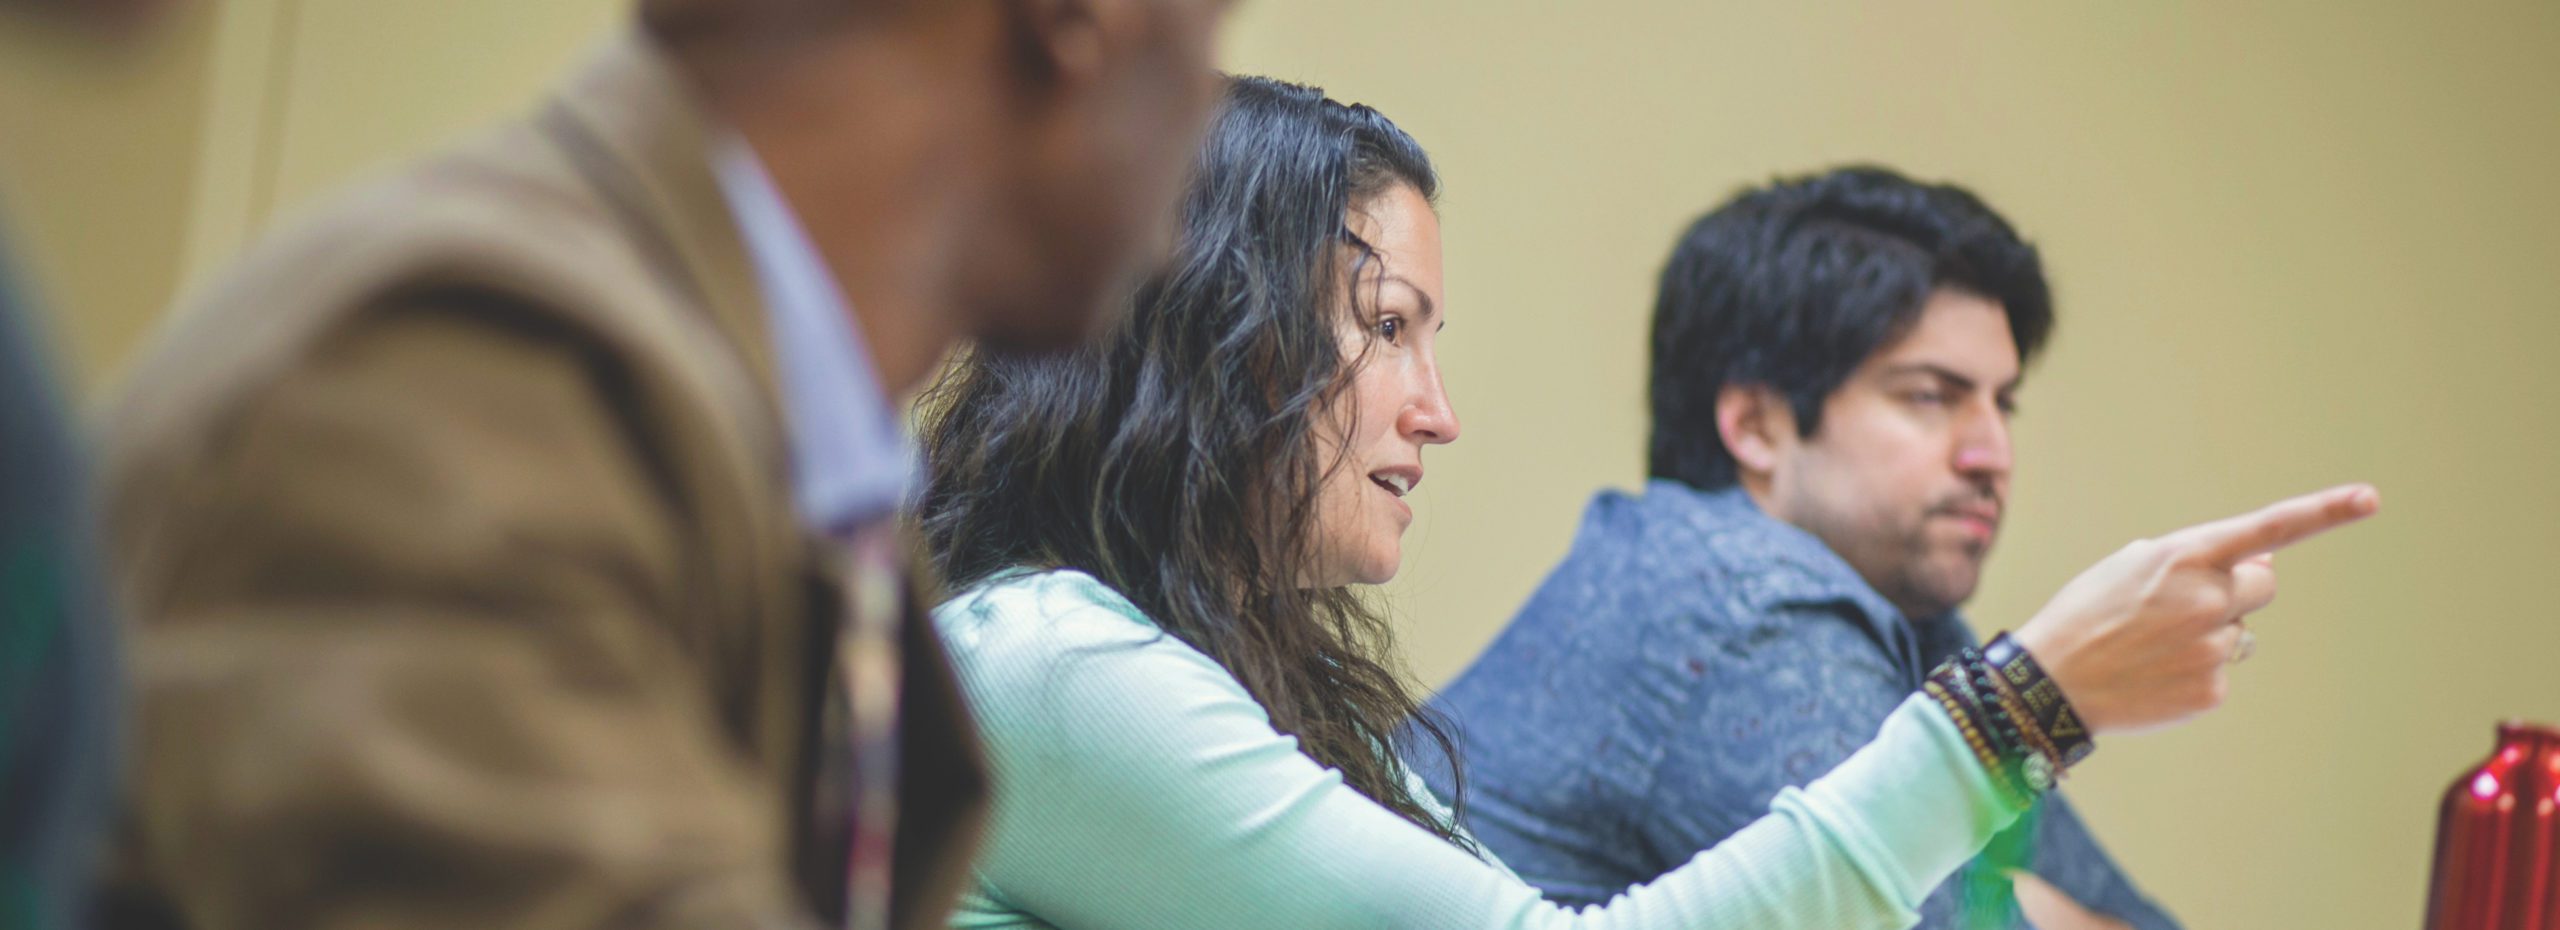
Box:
[934,570,2026,930]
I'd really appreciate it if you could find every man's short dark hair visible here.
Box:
[1646,165,2054,491]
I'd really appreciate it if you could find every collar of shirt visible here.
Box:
[709,133,916,534]
[1645,479,1966,668]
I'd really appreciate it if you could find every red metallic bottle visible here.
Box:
[2426,721,2560,930]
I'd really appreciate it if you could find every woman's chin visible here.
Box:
[1310,561,1401,589]
[1307,539,1404,588]
[1354,552,1402,586]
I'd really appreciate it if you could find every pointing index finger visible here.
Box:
[2175,483,2381,567]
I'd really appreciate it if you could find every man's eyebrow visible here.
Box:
[1877,362,2022,393]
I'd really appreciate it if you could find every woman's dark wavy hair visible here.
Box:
[916,76,1475,850]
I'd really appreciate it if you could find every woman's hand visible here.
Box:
[2012,483,2379,735]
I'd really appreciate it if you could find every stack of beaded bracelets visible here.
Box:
[1920,632,2096,807]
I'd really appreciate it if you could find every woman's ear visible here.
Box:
[1714,384,1795,479]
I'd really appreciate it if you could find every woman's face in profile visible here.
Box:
[1308,182,1460,588]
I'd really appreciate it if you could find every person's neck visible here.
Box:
[698,31,987,399]
[1737,472,1780,516]
[1736,474,1947,621]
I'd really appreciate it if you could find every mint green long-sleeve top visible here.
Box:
[932,569,2027,929]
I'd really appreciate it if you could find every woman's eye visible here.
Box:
[1377,317,1403,345]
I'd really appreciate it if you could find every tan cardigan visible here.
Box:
[95,31,983,930]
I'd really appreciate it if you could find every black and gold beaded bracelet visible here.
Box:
[1962,647,2054,795]
[1923,662,2033,807]
[1921,634,2095,805]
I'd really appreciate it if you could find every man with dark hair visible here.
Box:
[1421,166,2178,930]
[94,2,1230,928]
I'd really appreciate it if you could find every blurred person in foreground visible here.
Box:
[91,1,1231,928]
[1423,168,2177,930]
[0,2,189,929]
[0,221,118,930]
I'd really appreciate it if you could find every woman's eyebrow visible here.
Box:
[1381,275,1436,323]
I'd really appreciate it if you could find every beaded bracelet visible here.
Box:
[1922,635,2097,804]
[1923,662,2033,807]
[1963,649,2054,795]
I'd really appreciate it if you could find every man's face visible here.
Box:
[970,0,1234,353]
[1762,288,2022,619]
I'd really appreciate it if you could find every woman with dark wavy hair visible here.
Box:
[917,76,2373,929]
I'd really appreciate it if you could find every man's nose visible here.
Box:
[1953,404,2012,477]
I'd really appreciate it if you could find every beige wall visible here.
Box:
[0,3,217,390]
[250,0,625,231]
[0,0,624,387]
[7,2,2557,927]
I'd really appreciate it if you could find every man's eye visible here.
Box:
[1378,317,1403,345]
[1903,390,1944,406]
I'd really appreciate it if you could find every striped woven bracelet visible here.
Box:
[1982,632,2096,770]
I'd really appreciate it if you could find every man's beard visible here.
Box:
[1888,492,2002,618]
[1883,544,1986,620]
